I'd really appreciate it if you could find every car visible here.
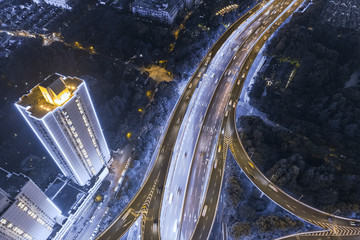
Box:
[157,185,163,194]
[249,173,256,181]
[350,221,359,227]
[169,193,173,204]
[214,159,218,169]
[90,215,95,223]
[202,205,208,217]
[248,161,255,169]
[269,184,278,192]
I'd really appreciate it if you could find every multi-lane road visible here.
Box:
[188,0,307,239]
[96,3,269,239]
[97,0,360,239]
[217,0,360,239]
[159,1,283,238]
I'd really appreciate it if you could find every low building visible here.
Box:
[32,0,72,9]
[132,0,183,24]
[0,168,62,240]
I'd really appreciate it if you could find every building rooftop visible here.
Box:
[133,0,177,11]
[40,74,67,95]
[0,168,28,199]
[45,178,85,217]
[16,73,83,119]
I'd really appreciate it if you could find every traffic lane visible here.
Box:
[181,4,279,233]
[175,20,260,238]
[159,58,231,240]
[148,0,278,234]
[191,123,227,240]
[143,191,161,238]
[99,2,263,238]
[178,13,262,223]
[180,68,240,239]
[144,72,217,238]
[179,81,233,240]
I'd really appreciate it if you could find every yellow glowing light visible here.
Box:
[54,91,70,106]
[94,195,102,202]
[138,108,143,113]
[126,132,132,139]
[146,91,152,98]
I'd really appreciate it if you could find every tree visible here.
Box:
[229,222,251,238]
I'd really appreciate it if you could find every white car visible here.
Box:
[269,184,278,192]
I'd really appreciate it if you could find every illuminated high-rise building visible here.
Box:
[16,73,111,186]
[0,168,62,240]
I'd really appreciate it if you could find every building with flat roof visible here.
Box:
[0,168,62,240]
[16,73,111,186]
[32,0,72,9]
[132,0,183,24]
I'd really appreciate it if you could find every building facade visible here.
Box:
[16,73,111,186]
[132,0,182,24]
[32,0,72,9]
[0,169,62,240]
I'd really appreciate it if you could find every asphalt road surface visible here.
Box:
[189,0,305,239]
[96,2,268,239]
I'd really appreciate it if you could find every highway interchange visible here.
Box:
[97,0,360,239]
